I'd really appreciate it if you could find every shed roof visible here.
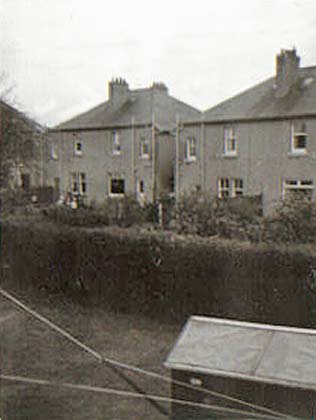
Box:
[54,86,202,131]
[204,66,316,122]
[165,316,316,391]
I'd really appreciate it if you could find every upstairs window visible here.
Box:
[290,121,307,154]
[218,178,230,198]
[51,143,58,160]
[224,127,237,156]
[110,178,125,196]
[140,138,150,159]
[112,131,121,155]
[71,172,87,195]
[74,136,83,156]
[185,137,197,162]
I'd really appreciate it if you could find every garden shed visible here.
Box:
[165,316,316,419]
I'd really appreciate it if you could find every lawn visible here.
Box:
[0,283,180,420]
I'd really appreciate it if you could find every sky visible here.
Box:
[1,0,316,127]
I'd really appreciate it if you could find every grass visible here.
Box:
[0,281,180,420]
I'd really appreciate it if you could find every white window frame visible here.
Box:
[112,131,121,155]
[109,178,125,197]
[71,172,87,195]
[140,138,150,159]
[74,136,83,157]
[290,121,307,155]
[51,143,58,160]
[232,178,244,197]
[224,127,237,156]
[218,178,230,198]
[282,179,313,199]
[185,137,197,162]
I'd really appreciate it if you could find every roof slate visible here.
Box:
[54,87,202,131]
[204,66,316,122]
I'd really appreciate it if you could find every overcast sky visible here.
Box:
[1,0,316,127]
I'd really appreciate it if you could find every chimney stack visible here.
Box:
[275,48,300,98]
[109,78,130,106]
[151,82,168,94]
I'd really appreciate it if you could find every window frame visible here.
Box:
[51,142,58,160]
[140,137,150,159]
[74,135,83,157]
[71,172,87,195]
[282,179,313,199]
[185,137,197,162]
[218,177,230,198]
[232,178,244,197]
[111,131,121,155]
[109,178,125,197]
[290,121,307,155]
[224,127,237,157]
[138,180,145,195]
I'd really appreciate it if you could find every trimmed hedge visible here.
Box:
[2,218,316,326]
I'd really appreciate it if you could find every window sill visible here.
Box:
[184,157,197,163]
[288,151,307,158]
[222,153,238,159]
[108,193,125,198]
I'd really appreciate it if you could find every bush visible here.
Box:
[262,195,316,244]
[170,191,262,240]
[43,194,156,227]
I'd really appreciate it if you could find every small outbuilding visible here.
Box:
[165,316,316,419]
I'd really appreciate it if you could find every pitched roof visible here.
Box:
[165,316,316,391]
[0,99,43,132]
[54,86,202,131]
[204,66,316,122]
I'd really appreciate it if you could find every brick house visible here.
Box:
[177,49,316,214]
[45,79,201,205]
[165,316,316,419]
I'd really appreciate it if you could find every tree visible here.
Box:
[0,74,43,194]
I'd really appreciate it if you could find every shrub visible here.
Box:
[262,195,316,244]
[43,194,156,227]
[170,191,261,239]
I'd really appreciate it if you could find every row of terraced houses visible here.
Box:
[43,48,316,215]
